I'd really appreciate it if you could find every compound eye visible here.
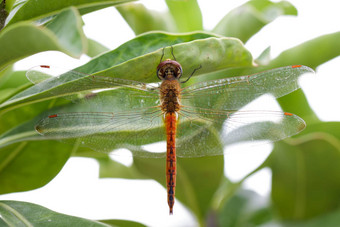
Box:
[177,67,183,79]
[157,68,163,80]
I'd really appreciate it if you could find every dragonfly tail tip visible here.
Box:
[169,208,173,215]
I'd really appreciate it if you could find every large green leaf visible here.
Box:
[0,33,253,112]
[213,0,297,42]
[117,3,176,35]
[0,200,110,226]
[0,7,86,71]
[267,135,340,220]
[4,0,136,27]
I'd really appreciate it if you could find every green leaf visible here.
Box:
[277,89,319,125]
[99,219,146,227]
[0,99,73,194]
[270,31,340,69]
[165,0,203,32]
[0,70,28,90]
[213,0,297,42]
[271,32,340,127]
[0,200,110,226]
[216,189,272,227]
[0,141,71,194]
[45,7,86,57]
[267,134,340,220]
[0,7,86,71]
[4,0,137,27]
[98,156,144,179]
[285,208,340,227]
[86,38,109,57]
[255,46,271,65]
[0,68,31,103]
[300,122,340,141]
[0,97,65,136]
[116,3,176,35]
[0,33,252,112]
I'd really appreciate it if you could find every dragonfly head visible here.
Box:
[157,59,183,81]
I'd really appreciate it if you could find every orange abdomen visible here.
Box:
[165,112,177,214]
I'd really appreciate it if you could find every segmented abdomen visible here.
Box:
[165,112,177,214]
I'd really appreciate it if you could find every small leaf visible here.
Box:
[277,89,320,125]
[213,0,297,42]
[271,32,340,125]
[0,200,109,226]
[86,38,109,57]
[165,0,203,32]
[45,7,86,57]
[216,189,272,227]
[98,157,144,180]
[255,46,271,65]
[100,219,146,227]
[270,31,340,69]
[285,208,340,227]
[117,3,176,35]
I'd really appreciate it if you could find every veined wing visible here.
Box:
[181,65,314,110]
[35,106,166,157]
[25,65,160,99]
[29,68,166,157]
[175,106,305,157]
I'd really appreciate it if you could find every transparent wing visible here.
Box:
[35,106,167,157]
[28,66,166,157]
[175,106,306,157]
[181,65,314,110]
[26,65,160,99]
[29,65,308,158]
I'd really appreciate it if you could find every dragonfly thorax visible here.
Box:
[160,79,181,114]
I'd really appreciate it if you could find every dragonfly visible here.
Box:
[27,49,313,214]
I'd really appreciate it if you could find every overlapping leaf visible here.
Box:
[4,0,136,26]
[0,7,86,71]
[213,0,297,43]
[0,200,111,226]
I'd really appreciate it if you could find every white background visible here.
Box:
[2,0,340,226]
